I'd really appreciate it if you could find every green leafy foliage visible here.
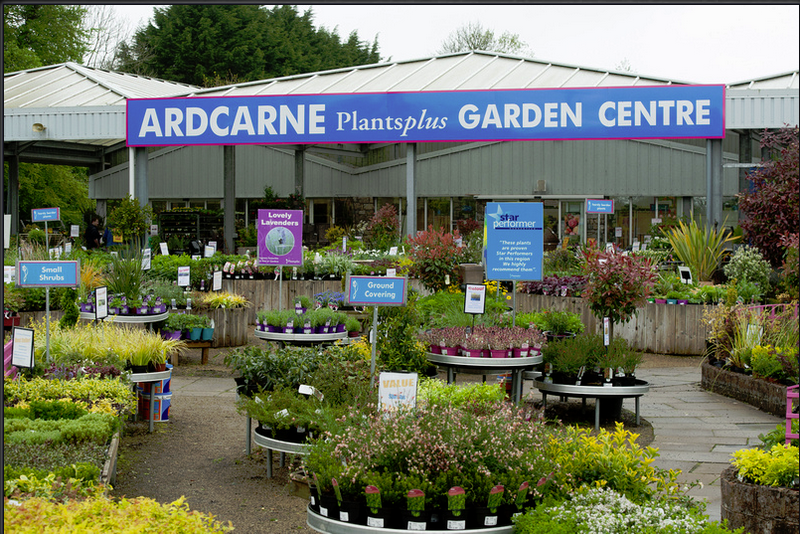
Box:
[3,5,89,72]
[415,291,510,328]
[28,400,89,421]
[375,297,432,375]
[723,245,772,290]
[4,412,119,446]
[107,195,153,242]
[116,5,381,86]
[732,444,799,488]
[513,487,743,534]
[663,219,738,282]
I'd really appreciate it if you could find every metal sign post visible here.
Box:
[17,259,79,362]
[345,274,408,386]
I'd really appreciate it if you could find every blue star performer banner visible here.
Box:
[485,203,543,281]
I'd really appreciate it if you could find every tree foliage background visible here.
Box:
[437,21,531,56]
[738,126,799,267]
[115,5,381,86]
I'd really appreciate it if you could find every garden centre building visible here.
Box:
[4,51,798,253]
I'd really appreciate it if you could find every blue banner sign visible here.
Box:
[127,85,725,146]
[17,261,79,288]
[485,202,543,281]
[31,207,60,222]
[586,199,615,214]
[345,275,407,306]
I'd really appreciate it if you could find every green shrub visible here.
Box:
[723,245,772,290]
[732,443,799,488]
[546,423,685,503]
[750,345,785,379]
[4,413,118,446]
[28,400,89,421]
[4,463,101,499]
[758,422,799,449]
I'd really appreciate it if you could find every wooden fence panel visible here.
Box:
[514,294,708,355]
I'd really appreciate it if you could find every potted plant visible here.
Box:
[581,248,656,343]
[665,290,682,305]
[534,310,584,341]
[541,336,590,384]
[462,332,487,358]
[662,219,738,283]
[200,316,214,341]
[161,313,184,340]
[345,316,361,338]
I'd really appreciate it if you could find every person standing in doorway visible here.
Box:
[85,216,101,250]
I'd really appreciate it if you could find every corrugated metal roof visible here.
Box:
[188,51,684,98]
[3,62,198,109]
[725,71,800,129]
[727,71,799,90]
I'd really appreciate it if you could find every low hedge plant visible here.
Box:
[4,412,120,446]
[4,463,101,501]
[3,495,234,533]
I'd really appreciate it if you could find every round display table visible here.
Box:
[127,369,171,433]
[426,352,543,404]
[307,506,514,534]
[532,376,650,430]
[252,426,310,478]
[254,329,347,346]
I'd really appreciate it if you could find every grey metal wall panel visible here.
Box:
[3,107,125,141]
[727,89,800,129]
[91,137,741,202]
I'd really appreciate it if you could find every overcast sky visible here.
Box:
[113,4,799,84]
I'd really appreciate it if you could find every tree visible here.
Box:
[437,21,531,56]
[82,5,136,69]
[3,4,96,232]
[738,126,799,267]
[11,164,95,229]
[615,58,636,73]
[3,4,89,72]
[115,5,381,87]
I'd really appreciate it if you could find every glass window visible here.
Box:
[562,201,583,244]
[151,200,167,216]
[425,198,451,232]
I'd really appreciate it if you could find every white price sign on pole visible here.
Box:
[177,266,191,287]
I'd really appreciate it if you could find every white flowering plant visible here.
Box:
[513,486,744,534]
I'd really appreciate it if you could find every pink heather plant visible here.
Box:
[303,402,563,509]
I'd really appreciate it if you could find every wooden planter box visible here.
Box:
[190,307,248,348]
[701,361,789,418]
[720,465,799,533]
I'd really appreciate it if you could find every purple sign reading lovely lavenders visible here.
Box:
[257,209,303,266]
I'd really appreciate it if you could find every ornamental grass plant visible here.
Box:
[662,219,738,282]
